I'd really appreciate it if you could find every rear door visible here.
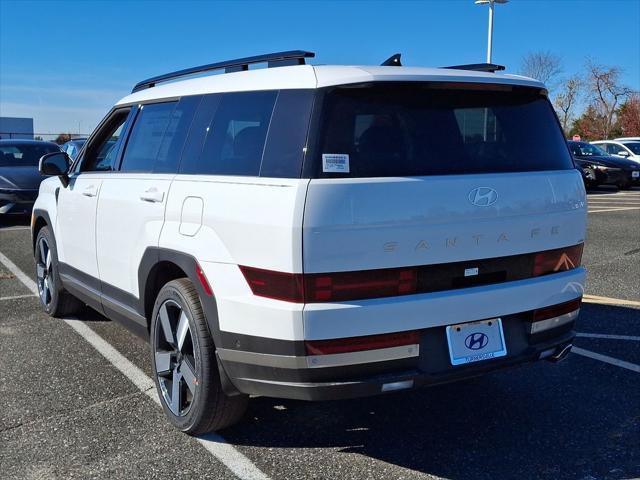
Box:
[302,83,586,275]
[95,97,199,312]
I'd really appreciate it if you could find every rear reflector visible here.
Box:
[195,263,213,296]
[305,330,421,356]
[532,297,582,322]
[533,244,583,277]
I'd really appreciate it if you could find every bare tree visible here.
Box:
[585,60,633,138]
[520,51,563,91]
[554,75,582,134]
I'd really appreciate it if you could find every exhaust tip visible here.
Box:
[546,343,573,363]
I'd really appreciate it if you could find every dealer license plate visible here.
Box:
[446,318,507,366]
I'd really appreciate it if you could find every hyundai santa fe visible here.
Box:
[32,50,587,434]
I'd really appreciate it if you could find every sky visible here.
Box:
[1,0,639,136]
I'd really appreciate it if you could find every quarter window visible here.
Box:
[183,91,277,176]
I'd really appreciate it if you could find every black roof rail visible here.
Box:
[131,50,315,93]
[442,63,506,73]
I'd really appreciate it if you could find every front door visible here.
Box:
[55,109,131,293]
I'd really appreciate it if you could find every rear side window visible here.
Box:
[181,91,277,176]
[308,83,574,177]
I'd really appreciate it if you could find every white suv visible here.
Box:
[32,51,587,434]
[591,139,640,163]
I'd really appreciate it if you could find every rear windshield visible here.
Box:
[0,143,60,167]
[309,83,573,177]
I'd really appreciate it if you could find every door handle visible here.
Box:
[140,187,165,203]
[82,185,98,197]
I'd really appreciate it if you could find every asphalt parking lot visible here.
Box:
[1,187,638,480]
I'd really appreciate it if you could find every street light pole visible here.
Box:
[486,1,494,63]
[475,0,508,64]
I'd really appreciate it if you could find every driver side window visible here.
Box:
[80,109,131,172]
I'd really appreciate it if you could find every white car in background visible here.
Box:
[591,139,640,163]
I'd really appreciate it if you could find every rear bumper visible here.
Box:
[218,312,577,401]
[0,189,37,215]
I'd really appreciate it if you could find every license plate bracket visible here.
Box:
[446,318,507,366]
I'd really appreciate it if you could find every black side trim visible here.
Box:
[57,262,146,336]
[138,247,242,395]
[138,248,222,344]
[32,208,58,248]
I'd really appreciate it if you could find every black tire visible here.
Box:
[34,226,83,317]
[150,278,248,434]
[619,181,633,190]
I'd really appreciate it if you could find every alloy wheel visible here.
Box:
[154,299,197,416]
[36,237,53,307]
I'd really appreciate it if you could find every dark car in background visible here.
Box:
[568,141,640,190]
[0,140,61,215]
[60,138,88,160]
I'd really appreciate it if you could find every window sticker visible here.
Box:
[322,153,350,173]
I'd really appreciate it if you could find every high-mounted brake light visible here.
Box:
[532,244,583,277]
[305,330,421,356]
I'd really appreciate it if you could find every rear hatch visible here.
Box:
[302,82,586,283]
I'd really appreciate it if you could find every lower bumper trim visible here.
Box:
[217,344,420,369]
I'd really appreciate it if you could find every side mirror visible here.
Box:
[617,150,630,157]
[39,151,71,187]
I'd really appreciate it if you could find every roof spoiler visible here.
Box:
[442,63,506,73]
[131,50,315,93]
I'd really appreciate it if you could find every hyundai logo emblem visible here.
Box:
[468,187,498,207]
[465,332,489,350]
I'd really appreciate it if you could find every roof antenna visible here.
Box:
[381,53,402,67]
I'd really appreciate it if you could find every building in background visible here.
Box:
[0,117,34,139]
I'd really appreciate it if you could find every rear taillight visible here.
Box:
[532,297,582,321]
[305,330,421,355]
[240,244,584,303]
[532,244,583,277]
[304,268,417,302]
[239,266,417,303]
[239,266,304,303]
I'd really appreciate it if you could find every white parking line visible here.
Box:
[0,226,31,231]
[588,201,640,205]
[588,207,640,213]
[0,250,270,480]
[0,251,38,293]
[0,293,37,301]
[576,333,640,341]
[582,294,640,307]
[572,347,640,373]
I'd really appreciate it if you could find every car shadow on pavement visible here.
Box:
[219,304,639,480]
[0,214,31,228]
